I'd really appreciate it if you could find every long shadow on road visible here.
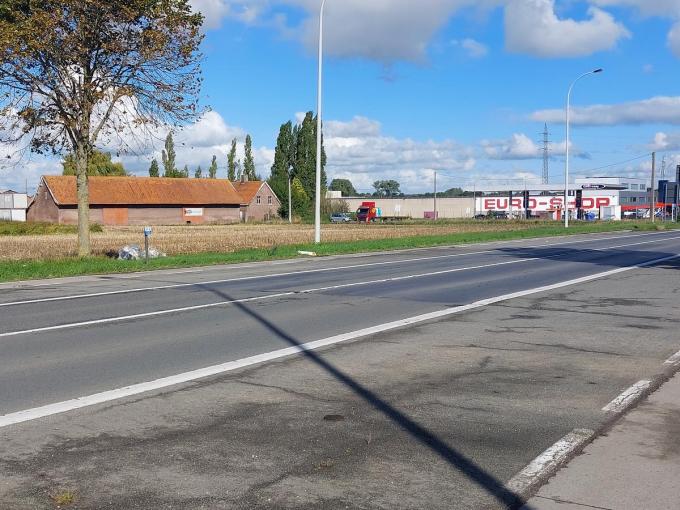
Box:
[203,284,529,510]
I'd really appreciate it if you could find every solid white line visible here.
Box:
[602,380,652,414]
[506,429,594,495]
[0,257,538,339]
[664,350,680,368]
[1,252,678,428]
[2,230,677,308]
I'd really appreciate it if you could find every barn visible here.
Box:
[28,176,244,225]
[231,179,281,222]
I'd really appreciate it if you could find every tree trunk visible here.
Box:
[75,143,90,257]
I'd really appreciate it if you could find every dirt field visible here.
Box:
[0,222,546,260]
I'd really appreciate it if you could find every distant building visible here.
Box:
[28,176,243,225]
[231,179,281,222]
[337,197,476,219]
[0,190,28,222]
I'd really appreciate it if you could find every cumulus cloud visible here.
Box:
[322,116,477,192]
[481,133,588,160]
[189,0,504,62]
[505,0,630,58]
[669,22,680,56]
[531,96,680,126]
[650,132,680,151]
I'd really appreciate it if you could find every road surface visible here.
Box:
[1,229,679,509]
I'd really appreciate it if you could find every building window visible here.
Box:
[256,196,261,204]
[268,196,273,205]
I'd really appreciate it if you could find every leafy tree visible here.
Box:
[149,159,160,178]
[244,134,257,180]
[208,155,218,179]
[194,165,202,179]
[329,179,357,197]
[268,121,295,218]
[373,180,402,197]
[227,139,237,181]
[181,164,190,178]
[162,133,177,178]
[0,0,204,254]
[63,150,127,176]
[294,112,327,201]
[290,177,309,216]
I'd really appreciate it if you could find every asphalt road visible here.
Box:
[1,230,679,415]
[1,229,680,509]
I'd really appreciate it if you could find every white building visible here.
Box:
[0,190,28,222]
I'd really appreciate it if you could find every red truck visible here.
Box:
[356,201,409,223]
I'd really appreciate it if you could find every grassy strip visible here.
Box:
[1,221,678,283]
[0,221,102,236]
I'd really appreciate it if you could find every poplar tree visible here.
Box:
[162,133,177,177]
[227,139,237,181]
[208,155,218,179]
[294,112,327,201]
[149,159,160,178]
[268,121,295,217]
[194,165,202,179]
[244,134,256,180]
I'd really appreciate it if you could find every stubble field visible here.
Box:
[1,221,557,261]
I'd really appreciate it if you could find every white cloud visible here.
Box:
[531,96,680,126]
[323,116,477,192]
[452,38,490,58]
[189,0,504,62]
[505,0,630,58]
[650,132,680,151]
[482,133,540,159]
[481,133,588,160]
[591,0,680,18]
[669,22,680,56]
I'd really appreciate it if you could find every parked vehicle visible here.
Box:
[356,201,409,223]
[330,212,352,223]
[475,211,509,220]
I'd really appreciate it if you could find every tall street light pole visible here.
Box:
[315,0,327,244]
[565,68,603,228]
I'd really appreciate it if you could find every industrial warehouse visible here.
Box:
[336,173,679,221]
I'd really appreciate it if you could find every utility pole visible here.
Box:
[651,152,656,223]
[542,124,550,185]
[314,0,327,244]
[433,171,438,221]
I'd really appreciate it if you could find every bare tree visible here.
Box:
[0,0,204,254]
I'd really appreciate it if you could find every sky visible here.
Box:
[2,0,680,194]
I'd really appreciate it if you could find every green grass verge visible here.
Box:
[0,221,102,236]
[1,221,678,283]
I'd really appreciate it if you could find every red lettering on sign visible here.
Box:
[596,197,611,208]
[484,199,496,210]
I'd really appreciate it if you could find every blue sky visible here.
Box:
[3,0,680,194]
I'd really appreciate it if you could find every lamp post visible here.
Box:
[564,68,603,228]
[314,0,327,244]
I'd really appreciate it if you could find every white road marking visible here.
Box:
[0,257,537,339]
[506,429,594,496]
[664,350,680,368]
[602,380,652,414]
[2,231,677,308]
[1,252,678,428]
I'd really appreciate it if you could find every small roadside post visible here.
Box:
[143,226,152,263]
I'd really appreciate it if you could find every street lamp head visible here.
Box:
[593,68,604,74]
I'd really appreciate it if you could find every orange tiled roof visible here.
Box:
[232,181,266,205]
[43,176,243,206]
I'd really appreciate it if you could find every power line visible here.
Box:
[575,153,651,174]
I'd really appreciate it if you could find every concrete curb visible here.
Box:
[508,355,680,508]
